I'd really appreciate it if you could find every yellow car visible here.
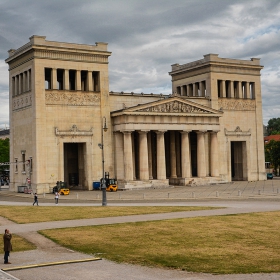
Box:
[59,188,70,195]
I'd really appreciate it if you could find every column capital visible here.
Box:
[138,130,149,134]
[210,130,220,134]
[122,130,133,135]
[196,130,207,134]
[180,130,191,134]
[155,130,166,135]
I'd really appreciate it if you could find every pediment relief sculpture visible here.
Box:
[136,100,211,113]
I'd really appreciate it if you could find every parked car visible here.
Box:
[267,173,273,179]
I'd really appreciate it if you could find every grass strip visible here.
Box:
[0,206,218,223]
[40,211,280,274]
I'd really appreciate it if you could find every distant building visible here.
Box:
[0,129,10,139]
[5,36,266,194]
[264,135,280,144]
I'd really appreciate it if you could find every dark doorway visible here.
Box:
[231,141,246,181]
[64,143,86,188]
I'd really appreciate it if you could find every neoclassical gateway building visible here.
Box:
[6,36,266,193]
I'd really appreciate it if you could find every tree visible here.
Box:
[267,118,280,135]
[265,140,280,172]
[0,138,9,172]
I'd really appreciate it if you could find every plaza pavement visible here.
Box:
[1,179,280,279]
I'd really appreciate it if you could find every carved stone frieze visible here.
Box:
[46,91,100,106]
[218,98,255,111]
[55,125,93,137]
[224,126,251,136]
[12,93,32,111]
[137,101,210,113]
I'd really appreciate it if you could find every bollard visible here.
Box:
[119,193,121,199]
[216,191,219,197]
[76,193,79,199]
[168,193,170,199]
[258,190,261,195]
[192,192,195,198]
[238,190,241,196]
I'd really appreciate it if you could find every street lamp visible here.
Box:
[99,117,108,206]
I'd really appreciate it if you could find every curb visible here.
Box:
[1,257,102,272]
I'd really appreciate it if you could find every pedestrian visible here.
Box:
[33,192,38,206]
[3,229,12,264]
[55,191,60,205]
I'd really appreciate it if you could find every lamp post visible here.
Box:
[100,117,108,206]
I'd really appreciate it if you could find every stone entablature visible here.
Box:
[45,91,100,106]
[218,98,255,111]
[12,92,32,111]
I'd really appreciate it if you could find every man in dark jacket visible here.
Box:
[3,229,12,264]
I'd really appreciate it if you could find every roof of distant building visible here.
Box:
[264,134,280,144]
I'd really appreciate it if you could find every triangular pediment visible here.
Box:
[112,96,222,116]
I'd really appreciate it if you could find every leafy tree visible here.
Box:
[265,140,280,172]
[0,138,9,172]
[267,118,280,135]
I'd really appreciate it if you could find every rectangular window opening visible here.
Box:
[45,68,52,89]
[69,70,76,90]
[57,69,64,90]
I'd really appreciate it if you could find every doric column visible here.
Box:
[197,131,206,177]
[210,131,219,177]
[51,68,57,90]
[229,81,234,98]
[170,131,177,178]
[186,84,190,96]
[139,131,149,180]
[123,131,134,181]
[181,131,191,178]
[236,81,242,99]
[64,69,69,90]
[244,82,250,99]
[87,71,93,91]
[156,130,166,180]
[76,70,81,91]
[220,80,226,98]
[147,132,153,179]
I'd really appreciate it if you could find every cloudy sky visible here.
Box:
[0,0,279,128]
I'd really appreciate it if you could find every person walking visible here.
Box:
[55,191,60,205]
[33,192,38,206]
[3,229,12,264]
